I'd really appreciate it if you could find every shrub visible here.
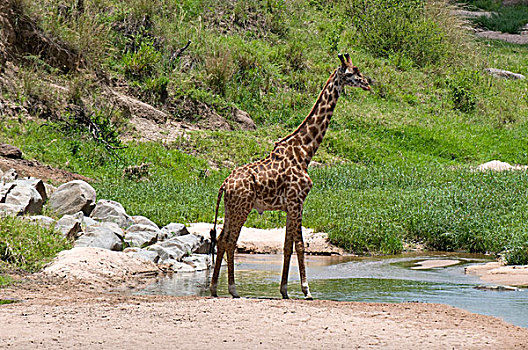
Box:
[446,70,480,113]
[471,5,528,34]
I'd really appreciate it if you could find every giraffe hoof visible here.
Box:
[232,295,240,299]
[281,294,289,300]
[305,295,313,301]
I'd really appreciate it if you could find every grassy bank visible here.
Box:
[1,0,528,264]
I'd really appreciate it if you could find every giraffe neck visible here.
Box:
[275,70,342,166]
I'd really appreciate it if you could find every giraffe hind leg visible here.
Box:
[210,230,226,297]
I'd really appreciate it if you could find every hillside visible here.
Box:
[1,0,528,261]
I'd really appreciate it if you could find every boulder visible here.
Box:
[131,215,159,229]
[0,203,24,216]
[1,168,18,183]
[182,254,211,271]
[163,259,196,272]
[124,247,160,263]
[22,215,56,229]
[0,143,22,159]
[44,183,56,199]
[147,240,186,263]
[4,182,43,214]
[49,180,96,216]
[124,224,160,248]
[55,212,84,239]
[485,68,526,80]
[90,199,133,229]
[232,108,256,131]
[82,216,98,228]
[75,224,123,251]
[160,223,189,240]
[12,177,47,201]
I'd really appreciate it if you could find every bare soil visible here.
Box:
[0,157,93,184]
[1,275,527,350]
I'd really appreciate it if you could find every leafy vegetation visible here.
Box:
[0,216,71,272]
[471,5,528,34]
[1,0,528,264]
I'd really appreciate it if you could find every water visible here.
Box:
[140,253,528,328]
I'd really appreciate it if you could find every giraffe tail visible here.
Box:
[209,183,225,263]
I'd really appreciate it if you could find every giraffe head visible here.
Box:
[337,53,370,91]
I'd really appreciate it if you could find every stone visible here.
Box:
[163,259,196,272]
[1,168,18,183]
[23,215,56,229]
[160,223,190,240]
[147,240,185,263]
[175,233,207,253]
[124,224,160,248]
[44,183,56,199]
[82,216,98,228]
[232,108,256,131]
[12,177,47,201]
[485,68,526,80]
[75,225,123,251]
[55,212,84,239]
[131,215,159,229]
[182,254,211,271]
[49,180,96,216]
[0,203,24,216]
[90,199,133,229]
[0,143,22,159]
[124,248,160,263]
[4,183,43,214]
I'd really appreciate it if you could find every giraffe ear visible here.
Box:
[344,53,351,65]
[338,54,346,66]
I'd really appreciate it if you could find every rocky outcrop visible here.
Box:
[124,224,160,248]
[90,199,133,229]
[0,143,22,159]
[160,223,190,240]
[49,180,96,216]
[75,223,123,251]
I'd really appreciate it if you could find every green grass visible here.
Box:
[0,216,71,273]
[471,5,528,34]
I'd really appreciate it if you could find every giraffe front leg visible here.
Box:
[226,246,239,298]
[290,207,312,300]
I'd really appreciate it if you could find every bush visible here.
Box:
[472,5,528,34]
[345,0,471,67]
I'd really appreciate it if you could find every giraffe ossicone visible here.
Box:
[209,53,371,299]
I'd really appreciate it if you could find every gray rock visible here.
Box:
[23,215,56,229]
[160,223,189,240]
[0,203,24,216]
[147,234,206,263]
[1,168,18,183]
[49,180,96,216]
[56,212,84,239]
[82,216,98,228]
[124,248,160,263]
[175,233,207,254]
[90,199,133,229]
[44,183,56,200]
[0,182,16,201]
[182,254,211,271]
[75,225,123,251]
[97,222,125,239]
[4,183,43,214]
[163,259,196,272]
[12,178,47,201]
[0,143,22,159]
[124,224,160,248]
[485,68,526,80]
[131,215,159,229]
[232,108,256,131]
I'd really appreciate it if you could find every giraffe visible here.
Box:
[209,53,371,299]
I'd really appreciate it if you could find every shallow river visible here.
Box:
[140,253,528,328]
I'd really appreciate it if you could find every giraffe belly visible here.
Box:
[253,197,285,215]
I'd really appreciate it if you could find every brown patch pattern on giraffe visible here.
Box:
[209,53,371,299]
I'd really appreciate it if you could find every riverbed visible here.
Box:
[140,253,528,328]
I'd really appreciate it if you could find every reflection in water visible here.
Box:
[138,253,528,328]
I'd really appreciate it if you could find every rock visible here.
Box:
[232,108,256,131]
[124,247,160,263]
[49,180,96,216]
[131,215,159,229]
[476,160,528,172]
[182,254,211,271]
[90,199,133,229]
[163,259,196,272]
[82,216,98,228]
[12,177,47,201]
[160,223,189,240]
[1,168,18,183]
[124,224,160,248]
[0,143,22,159]
[55,212,84,239]
[474,285,519,291]
[0,203,24,216]
[75,224,123,251]
[22,215,56,229]
[173,233,207,254]
[4,182,43,214]
[44,183,56,199]
[485,68,526,80]
[147,240,185,263]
